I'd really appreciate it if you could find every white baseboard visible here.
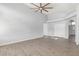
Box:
[76,42,79,45]
[0,35,43,46]
[75,41,79,45]
[44,35,68,39]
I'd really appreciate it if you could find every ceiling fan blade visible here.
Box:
[40,3,42,7]
[44,7,53,9]
[35,8,40,12]
[42,3,50,7]
[43,9,48,12]
[31,3,40,8]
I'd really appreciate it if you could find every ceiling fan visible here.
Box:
[31,3,52,14]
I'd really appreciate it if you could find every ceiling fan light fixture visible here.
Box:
[31,3,52,14]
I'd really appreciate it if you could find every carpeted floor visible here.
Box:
[0,36,79,56]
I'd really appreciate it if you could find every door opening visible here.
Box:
[68,20,75,42]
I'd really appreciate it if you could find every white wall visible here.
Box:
[75,5,79,45]
[0,3,46,45]
[47,23,54,36]
[54,21,66,38]
[45,20,68,39]
[43,23,48,35]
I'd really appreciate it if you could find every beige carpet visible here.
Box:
[0,36,79,56]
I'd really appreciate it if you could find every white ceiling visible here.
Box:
[25,3,77,15]
[25,3,78,21]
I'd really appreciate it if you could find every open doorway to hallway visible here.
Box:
[68,20,75,42]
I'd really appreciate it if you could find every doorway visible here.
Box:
[68,20,75,42]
